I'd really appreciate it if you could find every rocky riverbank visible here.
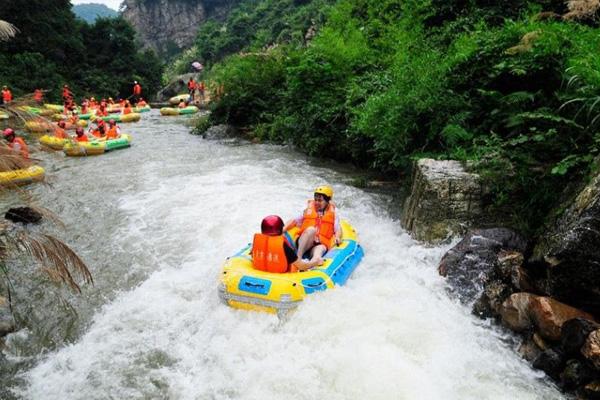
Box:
[402,158,600,398]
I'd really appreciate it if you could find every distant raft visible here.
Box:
[0,111,8,120]
[25,120,54,133]
[219,220,364,316]
[62,134,132,156]
[0,165,45,186]
[168,94,189,105]
[39,135,69,150]
[92,113,141,123]
[160,106,199,116]
[134,105,151,113]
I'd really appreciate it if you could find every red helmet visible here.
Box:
[75,127,84,135]
[58,120,66,127]
[261,215,284,236]
[3,128,15,137]
[109,119,116,125]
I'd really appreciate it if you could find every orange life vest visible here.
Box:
[122,106,132,115]
[91,128,104,138]
[133,84,142,95]
[75,134,88,142]
[9,137,29,159]
[106,126,119,139]
[54,127,68,139]
[252,234,289,273]
[2,89,12,102]
[299,200,336,249]
[34,89,43,102]
[188,80,196,90]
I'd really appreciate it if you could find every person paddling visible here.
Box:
[106,119,121,139]
[74,127,88,142]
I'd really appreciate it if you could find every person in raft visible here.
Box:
[252,215,323,273]
[3,128,29,159]
[74,127,88,142]
[283,185,342,267]
[106,119,121,139]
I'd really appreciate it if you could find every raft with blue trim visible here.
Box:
[219,220,364,315]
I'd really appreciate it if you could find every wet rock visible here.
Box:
[5,206,42,224]
[500,294,595,340]
[402,159,486,243]
[582,330,600,370]
[562,318,600,358]
[438,228,527,303]
[0,296,15,337]
[500,292,536,332]
[530,297,596,341]
[561,359,595,390]
[533,348,564,380]
[532,168,600,314]
[155,73,198,102]
[473,280,512,319]
[518,334,544,362]
[202,124,239,140]
[580,381,600,400]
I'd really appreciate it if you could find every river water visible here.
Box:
[0,110,563,399]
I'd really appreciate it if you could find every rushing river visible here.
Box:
[0,110,563,399]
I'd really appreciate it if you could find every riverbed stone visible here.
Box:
[439,228,527,304]
[401,159,485,243]
[531,296,596,341]
[562,318,600,358]
[5,206,42,224]
[581,381,600,400]
[500,292,536,331]
[532,166,600,314]
[0,296,15,337]
[533,348,565,379]
[561,359,595,390]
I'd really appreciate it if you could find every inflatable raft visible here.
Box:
[39,135,69,150]
[134,105,151,113]
[0,165,45,186]
[0,111,8,120]
[160,106,199,116]
[62,134,132,156]
[92,113,141,123]
[25,120,54,133]
[169,94,189,105]
[219,220,364,315]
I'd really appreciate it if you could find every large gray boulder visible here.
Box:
[402,159,485,243]
[532,168,600,315]
[156,73,198,102]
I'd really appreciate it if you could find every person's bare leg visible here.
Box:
[297,226,317,259]
[309,244,327,266]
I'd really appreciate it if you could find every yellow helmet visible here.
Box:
[314,185,333,200]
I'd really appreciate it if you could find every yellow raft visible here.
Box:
[0,165,45,186]
[62,134,132,156]
[219,220,364,316]
[160,106,199,116]
[25,120,54,133]
[39,135,69,150]
[169,94,189,105]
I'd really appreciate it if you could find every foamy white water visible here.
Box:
[7,111,562,399]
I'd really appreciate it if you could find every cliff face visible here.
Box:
[121,0,235,56]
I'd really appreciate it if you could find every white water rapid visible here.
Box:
[3,111,563,399]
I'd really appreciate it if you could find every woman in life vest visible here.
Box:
[106,119,120,139]
[122,100,132,115]
[2,86,13,104]
[90,119,106,138]
[252,215,323,274]
[3,128,29,159]
[283,185,342,267]
[74,127,88,142]
[137,98,147,107]
[54,121,68,139]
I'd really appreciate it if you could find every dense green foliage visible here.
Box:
[0,0,162,102]
[199,0,600,235]
[73,3,119,23]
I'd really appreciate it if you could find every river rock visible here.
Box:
[532,167,600,314]
[561,359,596,390]
[581,381,600,400]
[582,330,600,370]
[5,206,43,224]
[156,73,198,103]
[402,159,485,243]
[562,318,600,358]
[202,124,238,140]
[439,228,527,304]
[0,296,15,337]
[500,293,595,341]
[533,348,565,379]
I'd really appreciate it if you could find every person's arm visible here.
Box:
[334,213,342,245]
[283,216,302,232]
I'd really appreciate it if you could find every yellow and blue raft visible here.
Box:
[219,220,364,315]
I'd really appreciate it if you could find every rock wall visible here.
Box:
[401,159,485,243]
[121,0,236,55]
